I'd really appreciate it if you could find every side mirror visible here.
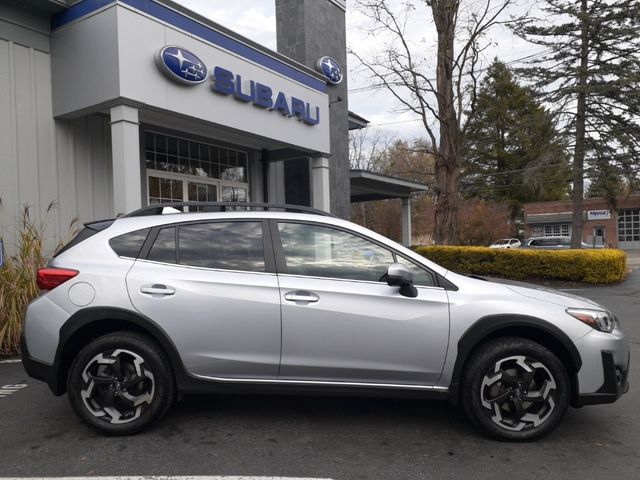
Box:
[386,263,418,298]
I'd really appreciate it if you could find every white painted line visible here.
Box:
[0,384,28,398]
[0,477,334,480]
[0,359,21,364]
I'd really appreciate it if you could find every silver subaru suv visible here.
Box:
[21,203,630,440]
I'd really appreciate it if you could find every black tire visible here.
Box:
[461,337,570,441]
[67,331,175,436]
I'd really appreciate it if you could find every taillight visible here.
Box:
[37,268,79,291]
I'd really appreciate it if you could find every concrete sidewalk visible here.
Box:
[624,249,640,270]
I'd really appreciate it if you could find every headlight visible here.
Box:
[566,308,617,333]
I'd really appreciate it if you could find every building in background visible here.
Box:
[524,196,640,249]
[0,0,350,253]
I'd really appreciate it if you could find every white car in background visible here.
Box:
[489,238,521,249]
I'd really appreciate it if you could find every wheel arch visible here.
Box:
[52,307,185,395]
[448,314,582,407]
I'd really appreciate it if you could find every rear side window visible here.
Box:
[178,222,265,272]
[144,221,265,272]
[109,228,150,258]
[148,227,177,264]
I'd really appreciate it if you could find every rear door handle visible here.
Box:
[284,291,319,303]
[140,284,175,296]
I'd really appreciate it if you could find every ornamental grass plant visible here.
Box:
[0,201,76,357]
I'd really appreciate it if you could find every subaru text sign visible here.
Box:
[212,67,319,126]
[317,56,343,85]
[155,46,320,126]
[156,46,208,85]
[587,209,611,220]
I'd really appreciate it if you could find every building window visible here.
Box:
[618,209,640,242]
[532,224,571,237]
[537,224,571,237]
[144,131,248,204]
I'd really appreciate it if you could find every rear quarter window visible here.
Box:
[109,228,151,258]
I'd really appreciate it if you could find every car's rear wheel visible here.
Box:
[67,331,175,435]
[461,337,569,441]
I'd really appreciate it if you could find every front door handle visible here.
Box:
[140,284,175,296]
[284,291,319,303]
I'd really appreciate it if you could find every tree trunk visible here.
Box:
[432,0,461,245]
[571,0,589,248]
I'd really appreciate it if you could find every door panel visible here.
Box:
[274,221,450,385]
[126,220,280,379]
[278,275,450,385]
[127,262,281,379]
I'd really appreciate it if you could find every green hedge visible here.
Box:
[413,246,627,284]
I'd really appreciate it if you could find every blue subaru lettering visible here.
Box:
[157,46,207,85]
[273,92,291,116]
[303,104,320,125]
[290,97,306,120]
[234,75,255,102]
[212,67,235,95]
[254,83,273,109]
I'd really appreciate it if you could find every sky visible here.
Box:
[172,0,543,143]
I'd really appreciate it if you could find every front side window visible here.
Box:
[178,222,265,272]
[277,223,394,282]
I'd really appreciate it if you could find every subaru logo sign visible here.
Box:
[317,56,343,85]
[156,46,207,85]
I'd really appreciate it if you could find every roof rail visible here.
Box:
[124,202,336,218]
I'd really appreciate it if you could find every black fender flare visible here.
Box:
[52,306,187,395]
[448,314,582,406]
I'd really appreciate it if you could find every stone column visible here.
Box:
[312,156,331,212]
[402,197,412,246]
[276,0,350,219]
[110,104,141,216]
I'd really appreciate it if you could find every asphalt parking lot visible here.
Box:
[1,272,639,480]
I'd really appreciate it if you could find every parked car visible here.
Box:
[22,202,629,440]
[489,238,521,249]
[521,236,605,249]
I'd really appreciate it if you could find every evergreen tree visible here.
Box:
[463,60,570,215]
[512,0,640,247]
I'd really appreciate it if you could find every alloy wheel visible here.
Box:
[480,355,557,432]
[80,349,155,424]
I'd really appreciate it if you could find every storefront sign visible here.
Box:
[587,209,611,220]
[155,46,320,126]
[156,46,208,85]
[211,67,320,126]
[316,56,343,85]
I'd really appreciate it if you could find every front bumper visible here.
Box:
[575,350,630,407]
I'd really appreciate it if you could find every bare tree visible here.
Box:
[351,0,513,244]
[349,127,396,172]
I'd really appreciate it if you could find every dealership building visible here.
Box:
[2,0,403,254]
[524,196,640,249]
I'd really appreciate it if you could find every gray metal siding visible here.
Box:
[0,38,113,255]
[0,39,59,247]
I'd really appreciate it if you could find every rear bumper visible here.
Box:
[575,351,630,407]
[20,334,64,396]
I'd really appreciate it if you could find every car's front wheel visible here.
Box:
[461,337,570,441]
[67,331,175,435]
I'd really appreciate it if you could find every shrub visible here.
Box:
[0,203,75,356]
[413,246,627,284]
